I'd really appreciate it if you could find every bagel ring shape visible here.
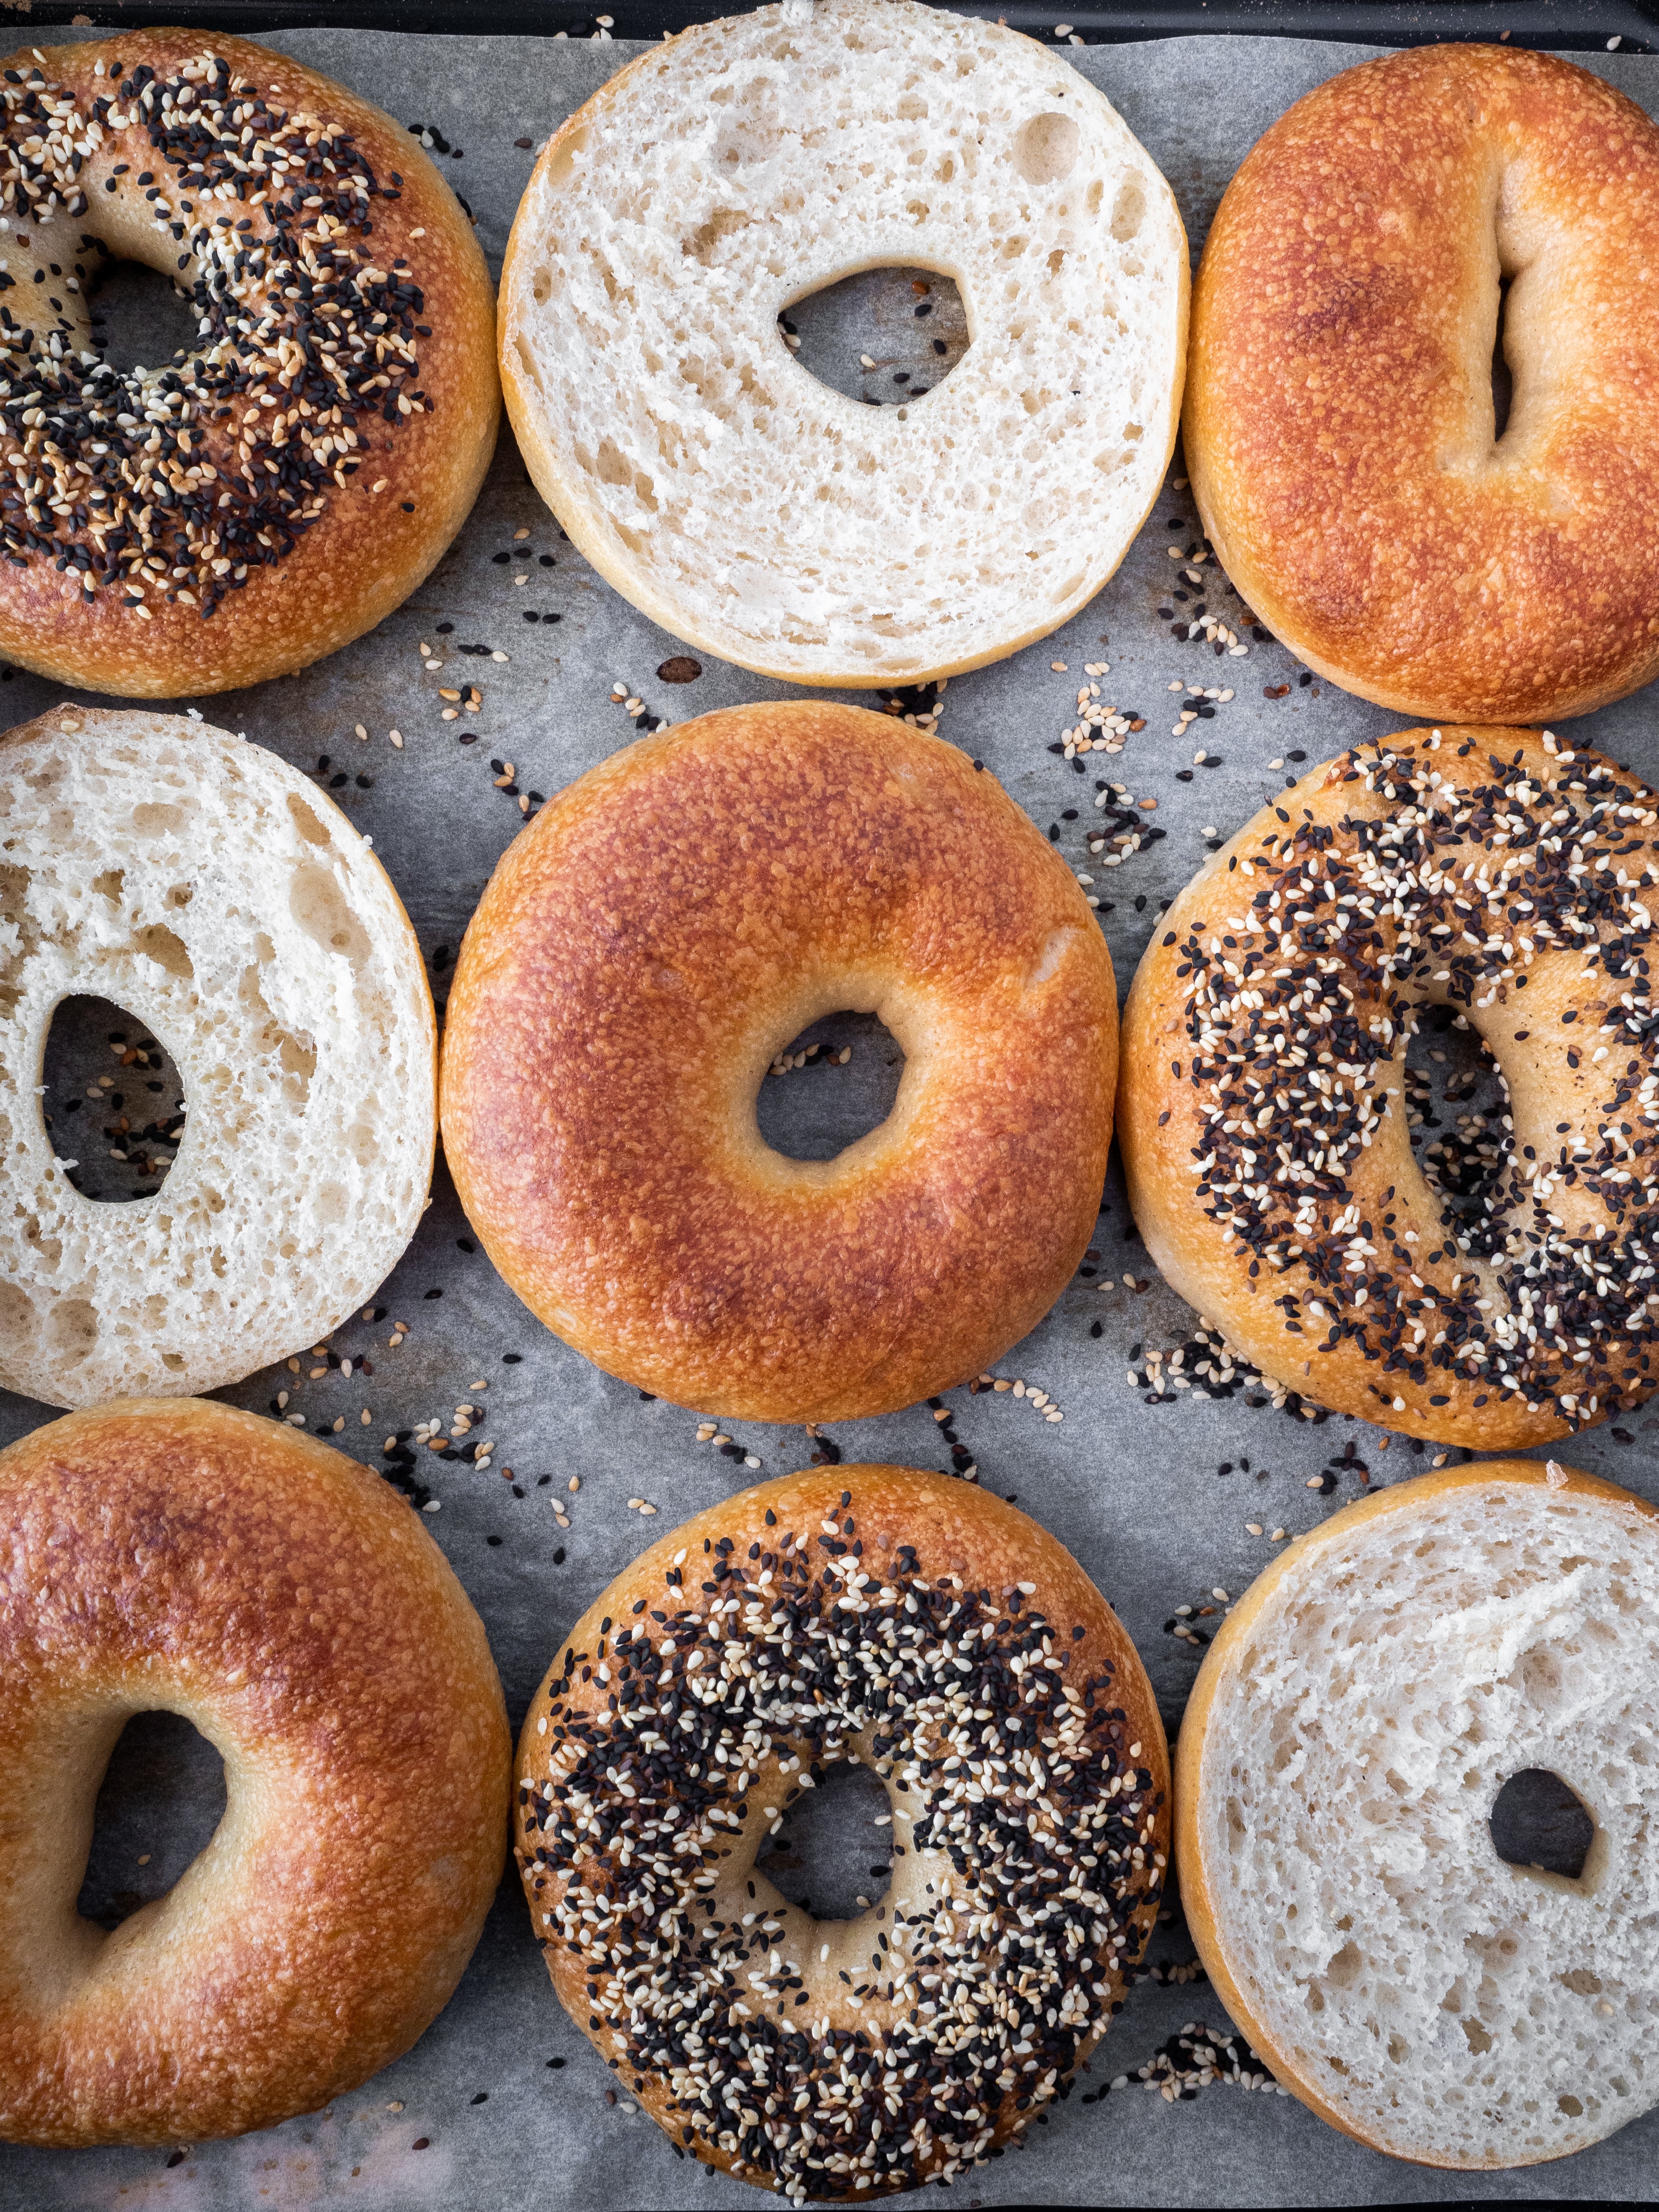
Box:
[0,32,498,696]
[1120,727,1659,1449]
[440,701,1118,1423]
[1175,1461,1659,2166]
[515,1465,1167,2197]
[0,707,435,1406]
[500,0,1187,686]
[1186,43,1659,723]
[0,1400,510,2147]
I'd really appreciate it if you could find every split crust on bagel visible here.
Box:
[1175,1460,1659,2167]
[441,701,1117,1424]
[515,1464,1167,2198]
[1186,44,1659,723]
[0,32,498,695]
[500,0,1187,686]
[1120,727,1659,1448]
[0,1399,510,2147]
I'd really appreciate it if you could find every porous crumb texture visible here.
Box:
[500,0,1187,685]
[517,1467,1168,2200]
[1120,727,1659,1449]
[0,33,498,695]
[1189,1472,1659,2167]
[0,709,436,1405]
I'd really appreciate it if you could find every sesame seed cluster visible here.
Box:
[0,48,426,621]
[1177,731,1659,1428]
[519,1490,1162,2199]
[1103,2018,1283,2105]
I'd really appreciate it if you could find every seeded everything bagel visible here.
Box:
[0,33,497,695]
[501,0,1187,686]
[0,1399,510,2146]
[1176,1462,1659,2165]
[1186,45,1659,723]
[440,702,1118,1423]
[516,1465,1167,2199]
[1119,729,1659,1448]
[0,708,436,1405]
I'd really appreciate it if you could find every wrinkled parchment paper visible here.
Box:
[2,25,1657,2207]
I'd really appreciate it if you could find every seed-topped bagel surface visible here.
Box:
[515,1465,1167,2199]
[1121,727,1659,1448]
[0,32,497,695]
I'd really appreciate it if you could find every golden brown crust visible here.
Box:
[1119,725,1659,1448]
[440,703,1117,1422]
[515,1465,1168,2196]
[1174,1458,1659,2165]
[0,1399,510,2147]
[0,33,498,696]
[1186,44,1659,723]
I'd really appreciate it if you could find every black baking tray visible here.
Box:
[7,0,1658,50]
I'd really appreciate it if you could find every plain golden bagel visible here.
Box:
[441,702,1118,1423]
[515,1464,1168,2198]
[1176,1460,1659,2166]
[0,32,498,695]
[499,0,1187,687]
[1185,44,1659,724]
[0,1399,510,2147]
[1119,727,1659,1448]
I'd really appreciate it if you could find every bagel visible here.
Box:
[0,32,497,696]
[440,701,1117,1423]
[1185,44,1659,725]
[515,1464,1167,2198]
[1175,1459,1659,2167]
[499,0,1187,687]
[0,706,436,1407]
[0,1398,510,2147]
[1119,727,1659,1449]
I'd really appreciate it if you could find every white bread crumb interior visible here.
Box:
[501,0,1188,685]
[0,709,436,1406]
[1194,1477,1659,2163]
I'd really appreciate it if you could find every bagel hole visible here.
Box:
[88,256,199,376]
[1490,274,1514,443]
[783,266,969,407]
[41,994,186,1201]
[76,1710,228,1930]
[1403,1007,1511,1241]
[755,1758,892,1920]
[756,1010,903,1161]
[1489,1768,1595,1885]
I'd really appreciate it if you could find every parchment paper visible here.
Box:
[2,24,1657,2208]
